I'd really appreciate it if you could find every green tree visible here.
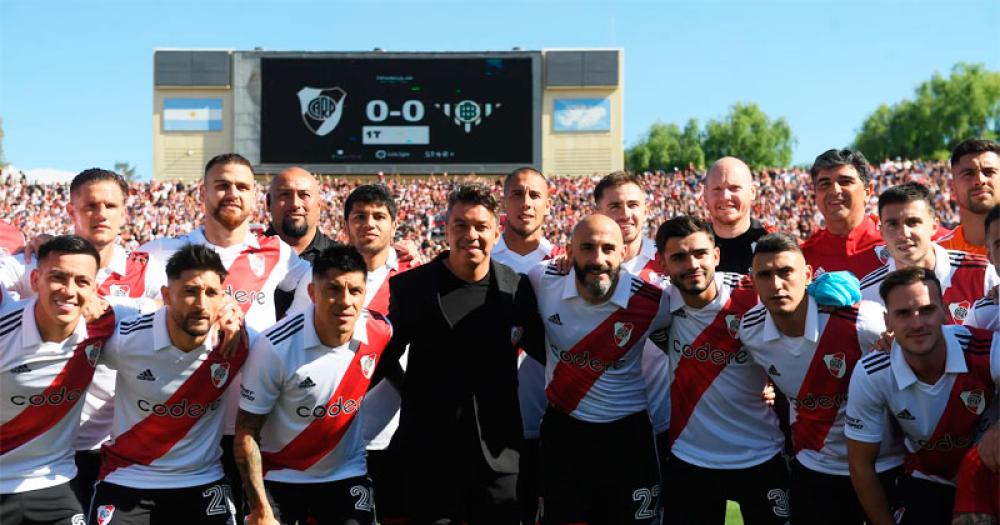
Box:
[114,161,137,182]
[701,103,795,169]
[854,63,1000,161]
[626,118,705,172]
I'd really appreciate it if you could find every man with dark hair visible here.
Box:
[846,267,999,525]
[381,183,544,524]
[938,139,1000,255]
[858,182,998,324]
[703,157,772,274]
[1,235,133,525]
[88,244,249,525]
[235,244,393,525]
[963,205,1000,331]
[739,233,904,525]
[527,214,670,525]
[654,216,788,524]
[492,166,560,525]
[799,148,889,280]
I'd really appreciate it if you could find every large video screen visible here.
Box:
[260,56,535,165]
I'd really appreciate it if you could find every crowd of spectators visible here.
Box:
[0,159,961,259]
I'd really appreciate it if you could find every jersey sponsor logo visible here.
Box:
[725,314,740,338]
[136,369,156,381]
[846,415,864,430]
[547,313,562,325]
[916,432,975,452]
[950,301,971,323]
[224,284,268,307]
[767,364,781,376]
[556,347,626,372]
[876,245,890,264]
[510,325,524,346]
[823,352,847,378]
[790,391,847,411]
[298,376,316,389]
[95,505,115,525]
[671,339,751,366]
[960,389,987,415]
[210,362,230,388]
[136,398,222,418]
[896,408,916,420]
[240,384,255,401]
[85,343,102,367]
[11,386,84,407]
[296,396,361,418]
[359,353,377,379]
[10,363,31,374]
[613,321,634,348]
[108,284,130,297]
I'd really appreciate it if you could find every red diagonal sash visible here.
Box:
[792,306,861,454]
[668,284,757,444]
[225,236,281,314]
[366,260,413,316]
[942,262,988,325]
[545,283,662,414]
[262,316,392,474]
[637,254,663,285]
[97,251,150,298]
[99,334,249,479]
[0,307,117,454]
[904,330,995,481]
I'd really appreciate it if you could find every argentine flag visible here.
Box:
[163,98,223,131]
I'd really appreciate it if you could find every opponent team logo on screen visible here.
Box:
[298,87,346,136]
[435,100,501,133]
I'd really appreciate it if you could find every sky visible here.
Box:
[1,0,998,180]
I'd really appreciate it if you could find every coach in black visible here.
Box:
[379,184,544,525]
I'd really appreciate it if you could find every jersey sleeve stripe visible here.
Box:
[269,320,305,347]
[0,308,21,325]
[0,321,23,338]
[264,313,305,341]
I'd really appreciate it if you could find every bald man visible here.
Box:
[527,215,671,525]
[703,157,771,274]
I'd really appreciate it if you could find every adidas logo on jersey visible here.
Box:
[136,369,156,381]
[298,377,316,388]
[547,313,562,325]
[10,364,31,374]
[767,365,781,376]
[895,408,915,420]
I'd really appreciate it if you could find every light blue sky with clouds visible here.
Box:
[1,0,997,179]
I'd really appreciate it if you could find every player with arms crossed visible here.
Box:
[846,267,999,525]
[235,244,392,525]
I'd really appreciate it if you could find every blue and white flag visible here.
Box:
[163,98,223,131]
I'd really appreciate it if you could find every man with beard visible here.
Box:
[528,214,671,525]
[379,184,544,524]
[265,167,335,318]
[490,167,559,525]
[703,157,772,274]
[938,139,1000,255]
[89,244,249,525]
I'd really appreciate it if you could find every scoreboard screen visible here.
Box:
[259,56,536,165]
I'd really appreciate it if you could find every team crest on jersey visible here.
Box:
[876,245,890,264]
[248,253,266,278]
[108,284,130,297]
[511,325,524,346]
[959,389,986,415]
[725,314,741,339]
[823,352,847,378]
[210,362,230,388]
[360,352,377,379]
[949,301,971,323]
[612,322,634,348]
[95,505,115,525]
[85,343,103,367]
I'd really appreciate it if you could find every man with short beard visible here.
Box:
[703,157,772,274]
[88,244,249,525]
[938,139,1000,255]
[527,214,671,525]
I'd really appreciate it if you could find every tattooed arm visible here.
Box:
[234,409,278,525]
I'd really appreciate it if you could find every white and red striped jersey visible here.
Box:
[739,297,904,475]
[98,308,249,489]
[964,295,999,332]
[0,299,127,493]
[666,272,784,468]
[859,244,999,324]
[492,235,561,440]
[240,306,392,483]
[360,248,415,451]
[0,245,161,452]
[527,263,671,423]
[846,325,999,485]
[140,226,310,332]
[622,237,672,435]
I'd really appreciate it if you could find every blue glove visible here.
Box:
[808,271,861,307]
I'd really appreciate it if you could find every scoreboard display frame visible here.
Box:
[255,51,542,174]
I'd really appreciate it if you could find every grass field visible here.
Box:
[726,501,744,525]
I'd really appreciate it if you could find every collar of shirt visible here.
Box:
[882,243,952,284]
[21,297,89,350]
[384,247,400,272]
[890,325,969,390]
[299,304,370,350]
[190,225,260,252]
[668,272,731,314]
[622,237,658,274]
[152,307,216,353]
[106,244,128,276]
[762,295,819,344]
[493,233,554,258]
[561,267,632,309]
